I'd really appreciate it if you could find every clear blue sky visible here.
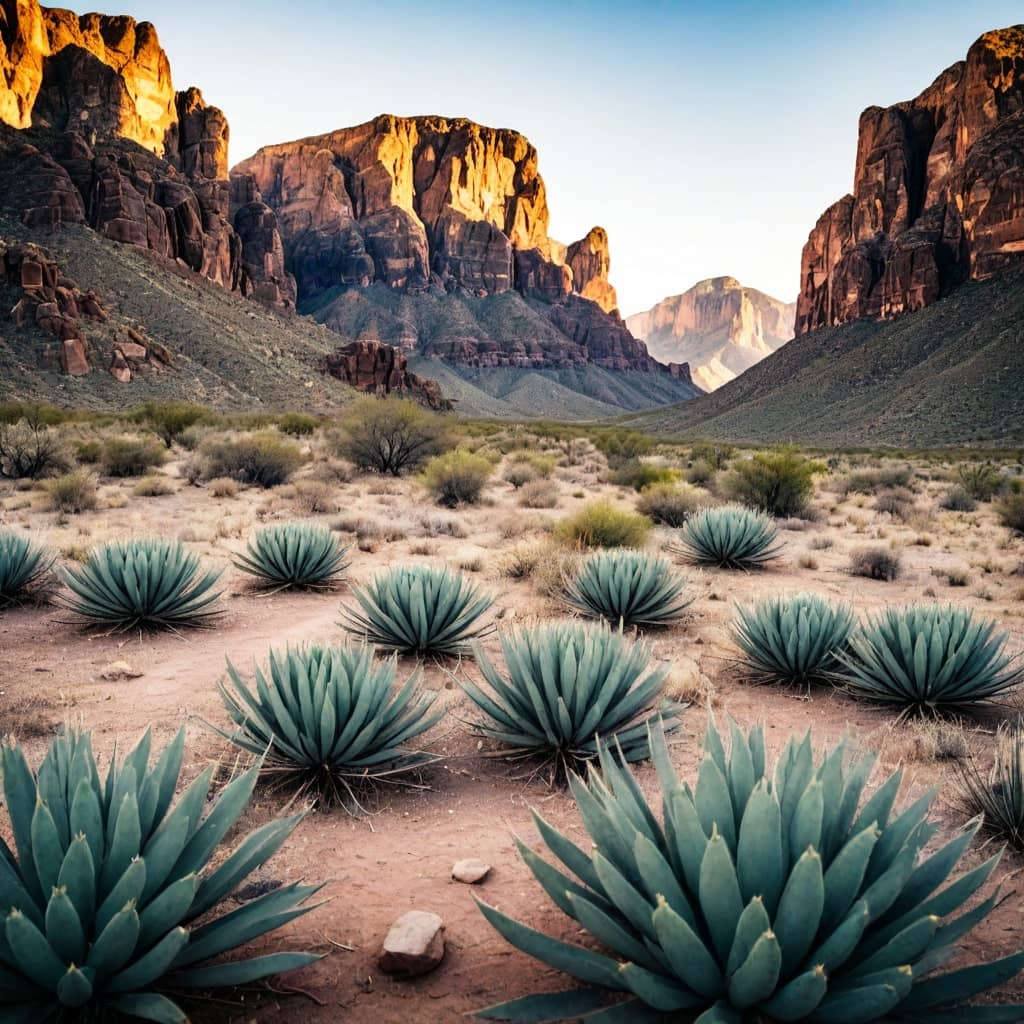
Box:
[65,0,1024,314]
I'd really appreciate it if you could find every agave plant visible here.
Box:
[234,523,350,590]
[837,604,1024,716]
[340,564,493,656]
[61,539,222,632]
[0,529,54,607]
[954,720,1024,849]
[215,643,443,808]
[674,504,783,569]
[564,550,693,629]
[732,593,856,687]
[476,715,1024,1023]
[0,727,321,1022]
[463,621,685,777]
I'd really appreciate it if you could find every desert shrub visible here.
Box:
[333,396,451,475]
[955,721,1024,848]
[475,715,1024,1022]
[421,449,493,506]
[610,459,679,491]
[518,478,559,508]
[997,492,1024,535]
[277,411,319,436]
[340,564,493,656]
[0,727,321,1020]
[556,500,651,549]
[196,431,305,487]
[837,604,1024,714]
[564,549,692,628]
[957,461,1003,501]
[592,428,652,465]
[635,482,705,527]
[721,447,824,518]
[732,593,855,686]
[61,539,222,631]
[131,399,209,446]
[0,530,54,606]
[838,464,914,494]
[688,440,734,469]
[503,463,537,488]
[848,545,901,581]
[940,486,977,512]
[463,621,683,777]
[0,414,69,479]
[674,504,782,569]
[508,450,556,477]
[100,435,167,477]
[234,523,349,590]
[685,458,716,487]
[44,469,98,513]
[499,542,544,580]
[290,478,337,514]
[133,474,174,497]
[74,438,103,464]
[216,643,441,808]
[208,476,238,498]
[874,487,913,517]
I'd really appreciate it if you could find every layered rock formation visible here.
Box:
[321,340,449,409]
[627,277,795,391]
[0,0,295,310]
[797,25,1024,335]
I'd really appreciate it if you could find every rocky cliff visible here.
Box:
[229,116,688,380]
[627,277,795,390]
[0,0,294,309]
[796,25,1024,335]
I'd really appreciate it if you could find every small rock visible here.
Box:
[452,858,491,884]
[99,660,143,681]
[378,910,445,977]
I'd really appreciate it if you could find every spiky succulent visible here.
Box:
[476,716,1024,1023]
[564,550,693,629]
[732,593,856,687]
[837,604,1024,716]
[955,721,1024,849]
[340,564,493,656]
[463,621,685,777]
[215,643,443,808]
[0,529,54,607]
[0,727,321,1022]
[61,539,222,632]
[234,523,350,590]
[674,504,783,569]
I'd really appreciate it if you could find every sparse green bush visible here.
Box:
[131,399,209,446]
[0,414,69,479]
[556,500,652,549]
[278,411,319,436]
[0,727,322,1020]
[688,440,734,469]
[216,643,441,808]
[503,463,537,488]
[838,464,913,494]
[940,486,977,512]
[685,457,716,487]
[848,546,901,581]
[722,447,824,518]
[333,396,451,475]
[838,604,1024,714]
[997,492,1024,535]
[0,530,53,606]
[74,438,103,464]
[421,449,493,506]
[475,716,1024,1022]
[100,435,167,477]
[958,461,1003,501]
[133,474,174,497]
[195,431,305,487]
[610,459,679,491]
[44,469,98,513]
[592,429,652,465]
[508,450,556,477]
[636,482,706,527]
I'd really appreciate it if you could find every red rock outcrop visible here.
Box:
[566,227,618,313]
[0,0,296,310]
[627,277,795,391]
[796,25,1024,335]
[320,340,450,409]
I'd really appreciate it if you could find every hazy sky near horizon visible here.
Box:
[65,0,1024,314]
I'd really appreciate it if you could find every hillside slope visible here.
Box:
[624,272,1024,447]
[0,217,354,410]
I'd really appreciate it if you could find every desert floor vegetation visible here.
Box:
[1,407,1024,1020]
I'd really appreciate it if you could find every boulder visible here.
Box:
[378,911,445,978]
[451,858,491,884]
[320,340,450,410]
[60,337,89,375]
